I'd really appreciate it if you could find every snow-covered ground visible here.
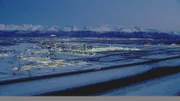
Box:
[0,42,179,81]
[0,65,152,96]
[100,73,180,96]
[0,57,179,96]
[0,38,180,96]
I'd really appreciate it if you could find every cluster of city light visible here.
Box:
[87,46,140,52]
[0,53,8,57]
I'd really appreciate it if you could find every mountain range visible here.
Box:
[0,24,180,39]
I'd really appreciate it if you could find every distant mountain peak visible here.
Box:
[64,25,79,32]
[0,24,178,35]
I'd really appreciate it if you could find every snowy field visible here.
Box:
[100,73,180,96]
[0,38,180,96]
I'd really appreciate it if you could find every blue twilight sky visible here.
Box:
[0,0,180,31]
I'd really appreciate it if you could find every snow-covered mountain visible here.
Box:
[0,24,61,33]
[0,24,180,39]
[168,32,180,36]
[64,25,79,32]
[81,26,154,33]
[0,24,161,33]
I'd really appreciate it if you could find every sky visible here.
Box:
[0,0,180,31]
